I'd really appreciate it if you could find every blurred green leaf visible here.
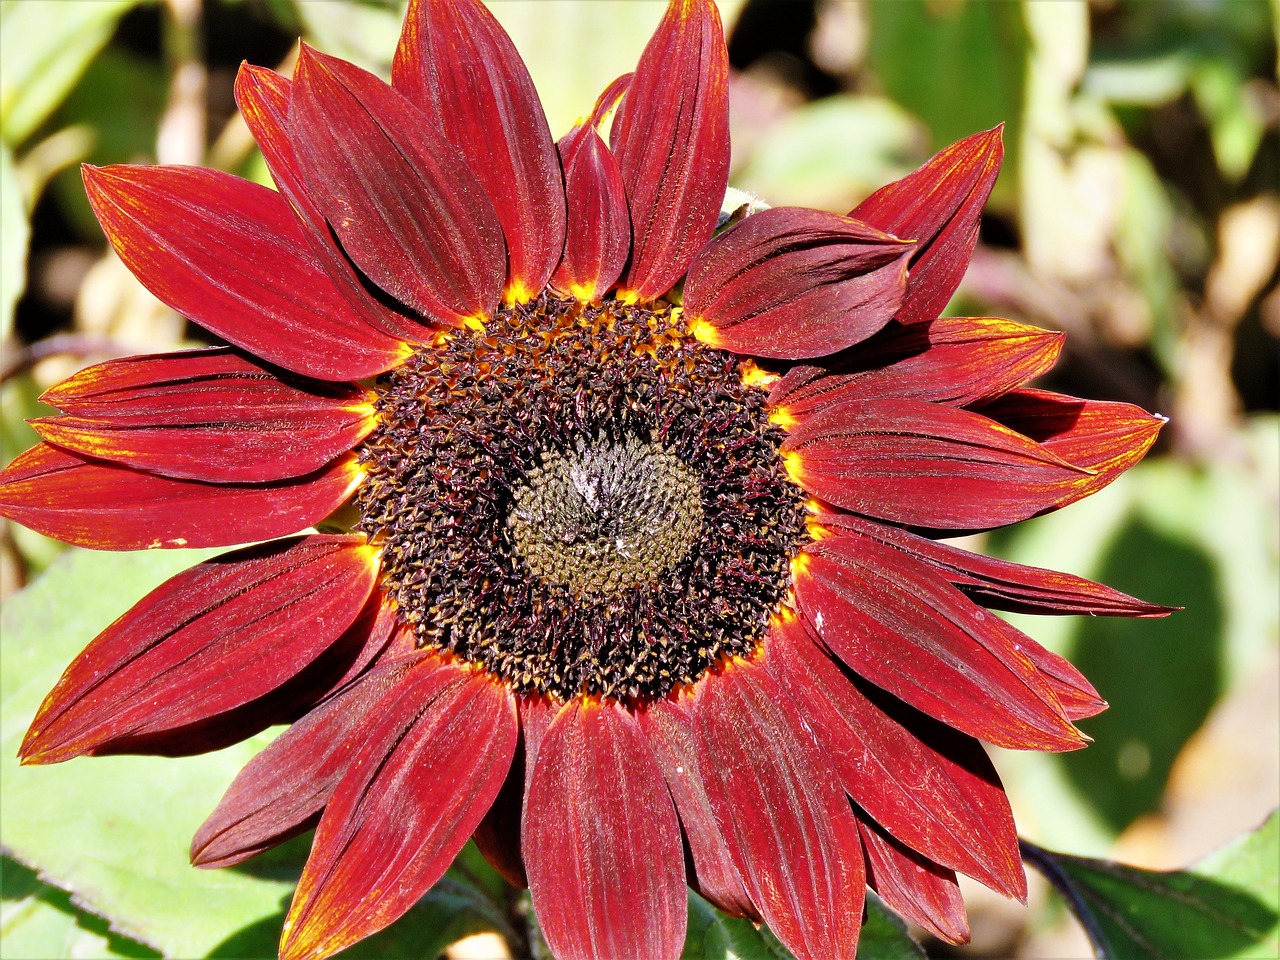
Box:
[0,0,145,147]
[1029,811,1279,959]
[292,0,406,76]
[0,141,27,341]
[0,547,505,958]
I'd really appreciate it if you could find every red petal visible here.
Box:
[472,746,528,888]
[693,661,865,960]
[0,443,361,550]
[234,63,431,343]
[19,535,379,764]
[33,348,375,483]
[281,662,517,960]
[978,387,1165,508]
[612,0,729,302]
[767,614,1026,898]
[550,124,631,302]
[858,818,970,945]
[781,397,1092,530]
[393,0,564,301]
[636,699,759,921]
[525,699,686,960]
[768,316,1063,417]
[289,45,506,326]
[813,510,1172,618]
[191,654,416,869]
[851,127,1003,323]
[795,535,1086,751]
[685,207,914,359]
[82,164,407,381]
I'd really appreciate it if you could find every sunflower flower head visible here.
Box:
[0,1,1173,958]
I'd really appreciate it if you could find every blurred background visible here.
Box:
[1,1,1277,957]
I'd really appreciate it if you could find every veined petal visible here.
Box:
[812,510,1172,618]
[794,535,1087,751]
[19,535,379,765]
[851,127,1003,323]
[393,0,564,301]
[234,63,433,343]
[636,699,758,921]
[82,164,407,381]
[0,444,362,551]
[858,818,970,946]
[768,316,1064,417]
[550,124,630,302]
[289,45,505,326]
[612,0,729,302]
[33,348,376,483]
[685,208,913,359]
[191,652,416,869]
[281,662,517,960]
[978,387,1166,508]
[781,397,1092,530]
[767,614,1026,898]
[693,661,865,960]
[525,699,686,960]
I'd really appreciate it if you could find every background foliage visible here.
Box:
[1,1,1277,957]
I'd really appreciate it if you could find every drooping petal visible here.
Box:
[693,661,865,960]
[550,124,631,302]
[850,127,1003,322]
[767,614,1026,898]
[82,164,407,381]
[978,388,1166,508]
[19,536,379,765]
[234,63,432,343]
[768,316,1063,418]
[289,45,506,326]
[0,444,362,551]
[191,653,417,869]
[781,397,1092,530]
[793,535,1086,751]
[32,348,376,483]
[612,0,729,301]
[685,208,913,359]
[280,661,517,960]
[393,0,564,301]
[471,745,527,888]
[636,699,758,921]
[858,817,970,945]
[525,699,686,960]
[811,510,1173,619]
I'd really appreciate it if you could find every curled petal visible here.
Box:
[289,45,505,326]
[550,124,630,302]
[393,0,564,300]
[281,661,517,960]
[768,316,1063,417]
[851,127,1003,322]
[82,164,407,381]
[525,699,686,960]
[781,397,1091,530]
[685,207,914,359]
[0,444,362,551]
[694,661,865,960]
[20,536,380,764]
[33,348,375,483]
[794,535,1086,752]
[858,817,970,946]
[612,0,729,301]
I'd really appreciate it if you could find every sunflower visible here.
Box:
[0,1,1171,958]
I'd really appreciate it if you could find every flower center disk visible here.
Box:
[357,296,807,702]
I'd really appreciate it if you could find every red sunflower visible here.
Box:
[0,1,1172,958]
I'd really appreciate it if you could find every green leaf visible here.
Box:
[0,547,508,958]
[1028,812,1279,959]
[0,142,27,341]
[0,0,145,147]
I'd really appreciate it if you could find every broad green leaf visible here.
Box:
[1029,812,1279,959]
[0,0,144,146]
[0,547,507,958]
[0,142,26,341]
